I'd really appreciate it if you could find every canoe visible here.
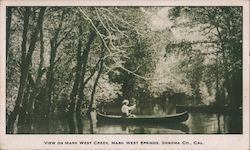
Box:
[97,111,189,124]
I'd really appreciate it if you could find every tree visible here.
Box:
[69,24,85,113]
[76,21,99,113]
[45,8,68,115]
[7,7,46,133]
[26,17,46,119]
[168,7,242,107]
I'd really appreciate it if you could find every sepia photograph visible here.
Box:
[1,0,249,149]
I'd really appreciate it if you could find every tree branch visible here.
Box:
[55,28,74,48]
[83,58,101,86]
[78,7,156,81]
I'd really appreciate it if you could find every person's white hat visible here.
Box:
[122,99,129,105]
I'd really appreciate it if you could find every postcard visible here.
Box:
[0,0,249,149]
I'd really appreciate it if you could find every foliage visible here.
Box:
[167,7,242,105]
[6,6,242,130]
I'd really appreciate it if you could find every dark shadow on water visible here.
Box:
[67,113,76,134]
[76,113,83,133]
[227,115,242,134]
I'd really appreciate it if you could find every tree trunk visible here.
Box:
[18,80,30,124]
[7,7,30,133]
[87,46,105,114]
[230,69,242,108]
[69,25,84,113]
[7,7,46,133]
[76,26,98,113]
[45,11,65,116]
[27,24,45,119]
[6,7,13,61]
[18,72,35,124]
[215,50,220,106]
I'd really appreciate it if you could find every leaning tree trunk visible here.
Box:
[7,7,46,133]
[87,45,105,115]
[69,24,84,113]
[76,26,98,113]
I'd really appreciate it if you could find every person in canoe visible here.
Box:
[121,99,136,117]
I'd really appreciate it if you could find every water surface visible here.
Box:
[15,102,242,134]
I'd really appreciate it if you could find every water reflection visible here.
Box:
[185,113,242,134]
[14,112,242,134]
[97,122,189,134]
[14,101,242,134]
[67,113,84,134]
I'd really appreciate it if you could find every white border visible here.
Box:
[0,0,249,150]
